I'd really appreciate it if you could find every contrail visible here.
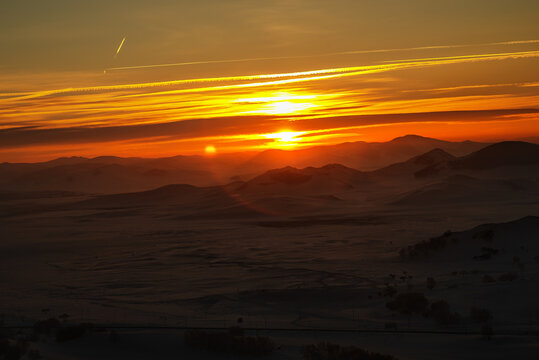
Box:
[106,55,312,71]
[5,49,538,102]
[335,39,539,56]
[104,39,539,72]
[114,37,126,58]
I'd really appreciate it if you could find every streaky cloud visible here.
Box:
[105,39,539,72]
[4,49,538,103]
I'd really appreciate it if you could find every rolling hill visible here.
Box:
[0,135,486,193]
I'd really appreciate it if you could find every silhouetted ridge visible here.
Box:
[259,166,311,185]
[477,215,539,229]
[451,141,539,169]
[318,163,353,170]
[237,164,369,196]
[94,184,200,201]
[373,148,454,178]
[413,148,455,166]
[76,183,230,208]
[390,134,438,143]
[246,166,314,185]
[247,163,366,186]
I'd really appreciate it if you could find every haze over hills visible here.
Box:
[0,135,488,194]
[451,141,539,169]
[391,175,539,206]
[71,164,367,216]
[0,162,216,194]
[238,164,370,196]
[1,137,538,221]
[76,183,239,211]
[372,148,456,178]
[372,141,539,179]
[379,141,539,206]
[420,141,539,180]
[23,139,533,221]
[233,134,488,176]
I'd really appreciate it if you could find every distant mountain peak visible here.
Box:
[244,163,364,190]
[476,140,536,151]
[267,165,299,173]
[390,134,438,142]
[452,141,539,169]
[413,148,455,166]
[254,166,311,185]
[319,163,353,170]
[47,156,88,162]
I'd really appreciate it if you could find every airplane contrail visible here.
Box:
[114,37,126,58]
[104,39,539,72]
[106,55,311,71]
[5,49,537,102]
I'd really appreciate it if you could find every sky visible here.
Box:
[1,0,538,162]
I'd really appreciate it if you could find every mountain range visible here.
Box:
[0,135,490,194]
[31,139,536,219]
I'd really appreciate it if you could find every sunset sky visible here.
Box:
[1,0,538,162]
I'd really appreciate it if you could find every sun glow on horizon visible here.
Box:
[263,130,307,147]
[204,144,217,155]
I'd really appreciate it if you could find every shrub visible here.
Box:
[0,338,30,360]
[386,293,428,315]
[228,326,244,337]
[399,237,445,257]
[56,323,93,342]
[498,272,518,282]
[473,229,494,242]
[470,307,492,323]
[184,330,275,356]
[473,247,499,260]
[301,342,399,360]
[426,277,436,290]
[382,285,397,297]
[481,324,493,340]
[33,318,61,335]
[428,300,460,325]
[109,330,119,344]
[399,231,453,257]
[0,340,22,360]
[27,349,41,360]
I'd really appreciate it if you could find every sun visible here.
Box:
[274,131,300,142]
[235,92,317,115]
[263,131,306,146]
[204,145,216,155]
[265,101,313,115]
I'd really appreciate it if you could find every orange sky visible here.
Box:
[1,1,538,162]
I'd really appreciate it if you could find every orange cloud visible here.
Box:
[0,48,538,162]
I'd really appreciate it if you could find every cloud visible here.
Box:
[1,109,536,149]
[0,47,538,160]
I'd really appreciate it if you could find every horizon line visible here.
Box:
[3,133,538,165]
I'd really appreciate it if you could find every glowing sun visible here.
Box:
[265,101,313,115]
[264,131,306,146]
[204,145,216,155]
[235,92,317,115]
